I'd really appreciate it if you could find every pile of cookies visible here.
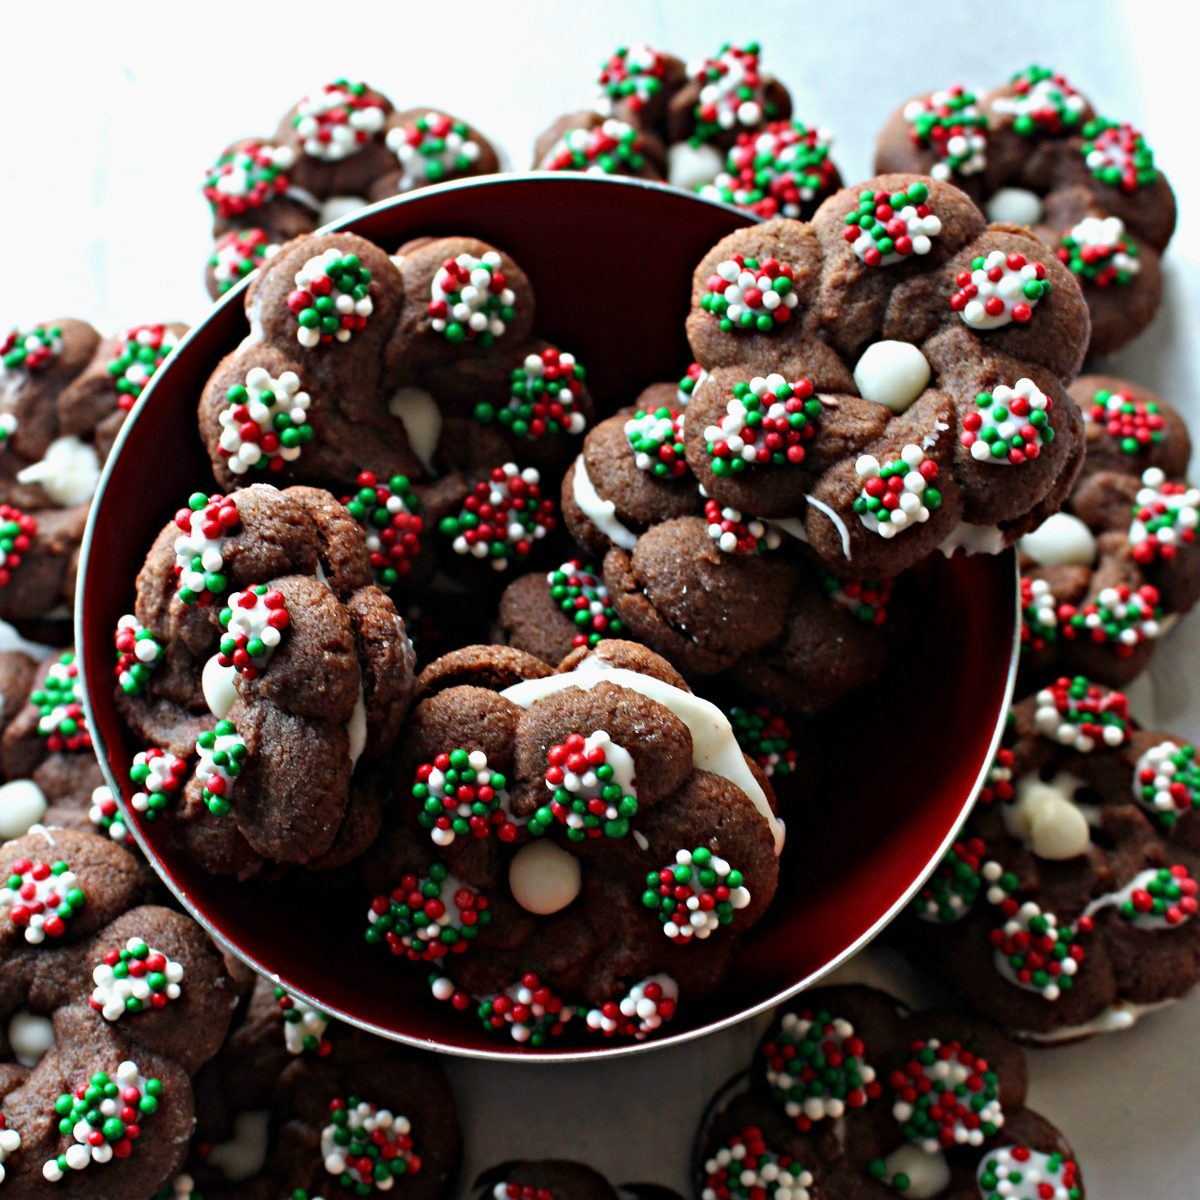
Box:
[0,42,1192,1195]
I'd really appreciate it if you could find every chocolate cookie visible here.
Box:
[898,678,1200,1044]
[533,111,666,180]
[680,175,1089,579]
[695,984,1084,1199]
[475,1160,681,1199]
[1017,375,1197,686]
[115,483,416,875]
[362,640,781,1045]
[0,827,240,1198]
[876,66,1175,357]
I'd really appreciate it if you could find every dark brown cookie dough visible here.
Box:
[896,680,1200,1044]
[875,67,1175,356]
[695,984,1084,1200]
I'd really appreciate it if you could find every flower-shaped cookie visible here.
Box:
[680,175,1089,578]
[876,65,1176,356]
[201,79,499,297]
[1017,374,1196,685]
[361,639,781,1045]
[695,984,1084,1199]
[116,482,416,875]
[0,827,241,1198]
[900,679,1200,1043]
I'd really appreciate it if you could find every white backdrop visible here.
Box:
[3,0,1197,1192]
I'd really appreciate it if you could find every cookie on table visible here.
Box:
[361,639,781,1046]
[476,1160,681,1199]
[679,174,1090,580]
[115,482,416,876]
[1,319,182,634]
[695,984,1085,1199]
[898,678,1200,1044]
[201,81,500,299]
[0,826,240,1197]
[1018,374,1196,686]
[532,110,666,180]
[875,65,1175,357]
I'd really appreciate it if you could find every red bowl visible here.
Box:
[77,175,1018,1060]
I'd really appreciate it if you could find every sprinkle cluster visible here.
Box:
[320,1097,420,1190]
[439,463,556,571]
[701,256,799,333]
[691,42,774,145]
[429,251,515,346]
[458,973,574,1046]
[2,324,63,372]
[1083,118,1159,192]
[43,1062,161,1182]
[704,499,781,555]
[344,471,423,588]
[994,65,1086,136]
[1034,676,1130,751]
[914,836,989,923]
[704,375,820,473]
[903,84,988,180]
[625,407,688,478]
[547,560,621,648]
[843,182,941,267]
[274,987,331,1055]
[888,1038,1003,1152]
[90,938,184,1021]
[854,444,942,538]
[218,585,290,680]
[1060,583,1161,656]
[108,325,179,410]
[173,492,239,605]
[475,348,587,439]
[33,652,91,751]
[596,44,669,115]
[977,1145,1082,1200]
[203,139,295,219]
[386,112,480,190]
[537,730,638,840]
[292,80,386,161]
[0,504,37,589]
[543,118,650,174]
[220,368,313,473]
[643,846,750,942]
[962,378,1053,464]
[584,975,678,1040]
[1,858,86,943]
[1057,216,1140,287]
[762,1008,881,1131]
[677,361,705,407]
[1128,468,1199,564]
[130,748,187,821]
[821,571,893,626]
[701,120,837,219]
[289,249,374,348]
[1087,387,1164,455]
[981,745,1016,805]
[414,748,516,846]
[701,1126,813,1200]
[1110,865,1198,929]
[209,228,276,294]
[730,704,797,778]
[195,720,247,816]
[89,786,130,844]
[366,863,491,961]
[1133,740,1200,828]
[1020,577,1059,652]
[951,251,1050,330]
[114,615,164,696]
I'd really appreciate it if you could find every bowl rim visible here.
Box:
[76,171,1022,1062]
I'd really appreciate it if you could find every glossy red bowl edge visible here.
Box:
[76,173,1020,1061]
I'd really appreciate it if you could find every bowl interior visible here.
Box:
[79,175,1017,1059]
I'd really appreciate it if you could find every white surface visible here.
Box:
[3,0,1198,1192]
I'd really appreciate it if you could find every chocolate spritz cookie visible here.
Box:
[1,319,183,630]
[695,984,1084,1199]
[899,678,1200,1043]
[678,174,1090,579]
[114,480,416,876]
[0,826,241,1197]
[475,1160,680,1199]
[1017,374,1197,686]
[202,79,499,298]
[876,65,1176,356]
[360,639,781,1045]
